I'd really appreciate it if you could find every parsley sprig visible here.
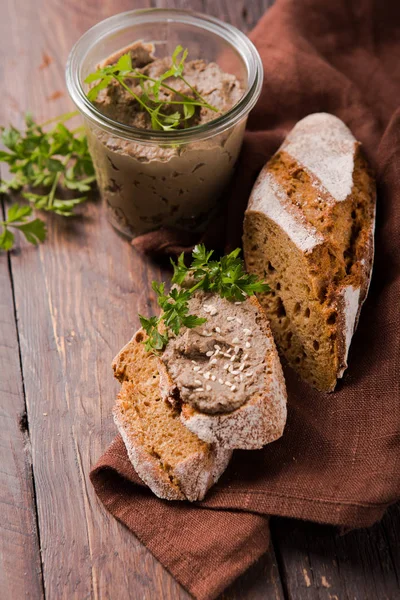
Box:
[85,45,218,131]
[139,245,269,352]
[0,204,46,251]
[0,112,96,216]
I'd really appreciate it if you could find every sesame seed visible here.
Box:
[222,352,231,358]
[236,318,242,325]
[206,384,212,391]
[206,350,213,357]
[232,337,239,344]
[245,341,251,348]
[230,355,236,362]
[228,365,234,373]
[231,385,237,392]
[245,371,253,377]
[194,379,202,385]
[210,358,217,365]
[227,316,235,322]
[240,374,244,381]
[194,387,204,392]
[225,381,232,387]
[235,302,242,305]
[193,365,201,372]
[238,363,245,372]
[215,326,221,333]
[204,304,217,315]
[243,328,252,336]
[218,378,224,384]
[223,363,230,370]
[226,347,232,354]
[191,360,198,365]
[202,330,213,337]
[211,375,216,381]
[204,372,211,380]
[243,353,248,361]
[231,369,240,375]
[214,344,221,351]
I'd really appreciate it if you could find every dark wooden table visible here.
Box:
[1,1,399,598]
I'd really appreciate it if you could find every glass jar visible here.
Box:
[66,9,263,239]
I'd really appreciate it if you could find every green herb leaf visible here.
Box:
[141,246,269,352]
[0,112,95,219]
[116,52,132,73]
[85,45,219,131]
[16,218,47,245]
[0,228,14,251]
[0,203,47,251]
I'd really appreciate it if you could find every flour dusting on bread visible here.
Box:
[282,113,356,202]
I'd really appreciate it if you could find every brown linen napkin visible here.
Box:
[91,0,400,598]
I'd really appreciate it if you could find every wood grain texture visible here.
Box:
[151,0,275,32]
[0,202,43,598]
[271,506,400,600]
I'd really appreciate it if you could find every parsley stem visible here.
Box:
[40,111,79,128]
[122,73,218,112]
[113,76,158,120]
[125,73,197,103]
[179,76,218,112]
[115,76,177,130]
[48,172,61,208]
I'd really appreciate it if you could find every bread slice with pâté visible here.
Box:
[112,328,232,502]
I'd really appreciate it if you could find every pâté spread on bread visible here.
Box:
[84,41,246,238]
[161,291,272,414]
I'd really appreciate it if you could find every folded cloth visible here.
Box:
[90,0,400,598]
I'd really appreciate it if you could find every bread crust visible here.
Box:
[243,112,376,390]
[112,336,232,501]
[159,296,287,450]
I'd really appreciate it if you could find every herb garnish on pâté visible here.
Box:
[139,245,270,352]
[85,45,218,131]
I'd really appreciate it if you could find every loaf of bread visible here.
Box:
[243,113,376,392]
[112,329,232,501]
[158,293,287,450]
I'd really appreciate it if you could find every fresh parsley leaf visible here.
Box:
[0,204,46,251]
[85,45,218,132]
[0,112,96,218]
[0,228,14,250]
[141,246,269,352]
[15,219,47,245]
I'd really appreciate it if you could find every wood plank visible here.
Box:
[271,503,400,600]
[153,0,274,33]
[0,0,284,598]
[0,201,43,598]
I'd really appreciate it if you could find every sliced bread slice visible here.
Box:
[243,113,376,391]
[112,329,232,502]
[158,292,287,450]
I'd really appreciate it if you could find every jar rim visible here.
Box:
[65,8,263,144]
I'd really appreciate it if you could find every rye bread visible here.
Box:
[243,113,376,392]
[112,329,232,501]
